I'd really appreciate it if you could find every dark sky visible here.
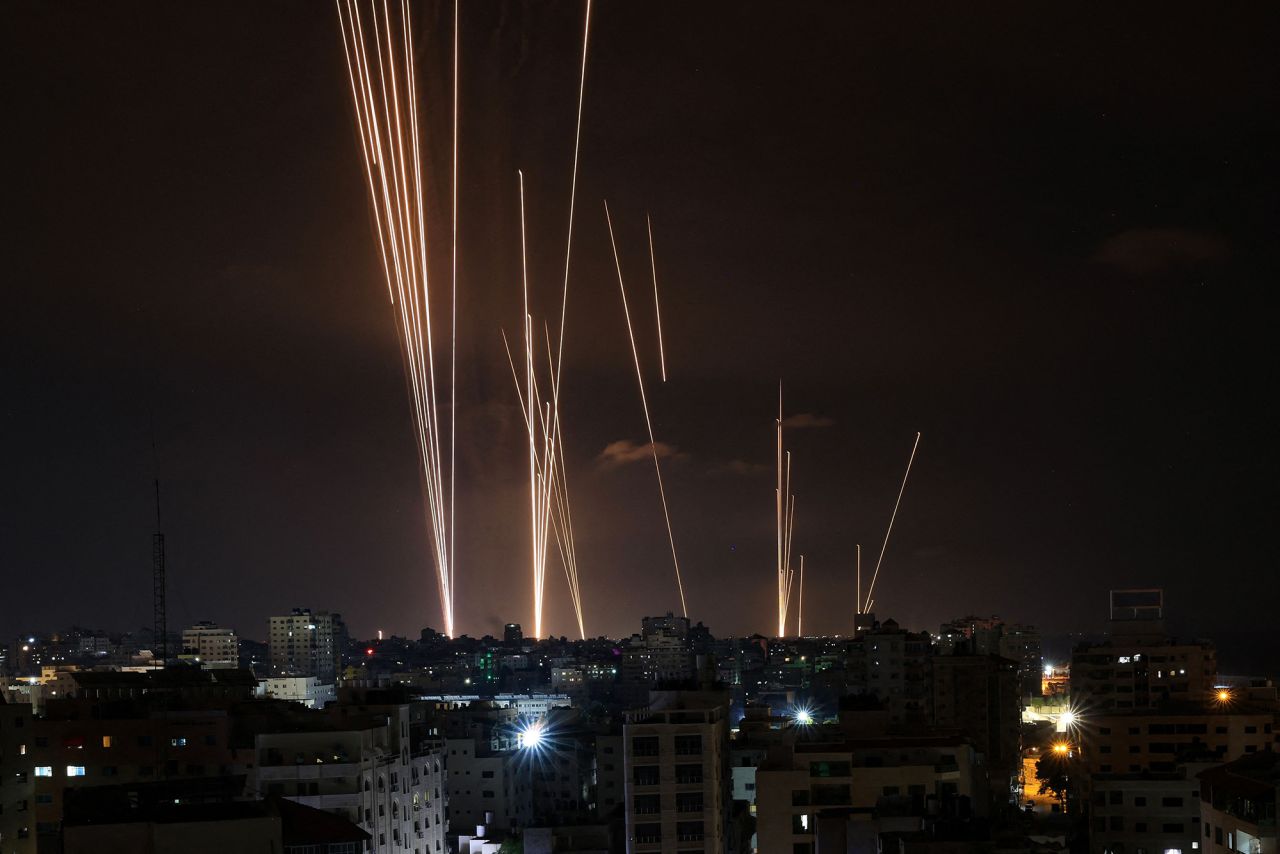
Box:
[6,2,1278,648]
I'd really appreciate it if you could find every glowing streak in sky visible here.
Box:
[776,390,799,637]
[335,0,456,637]
[604,201,688,618]
[864,431,922,613]
[552,0,592,394]
[501,174,586,640]
[797,554,805,637]
[647,214,667,382]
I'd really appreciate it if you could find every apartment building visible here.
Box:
[268,609,348,683]
[179,622,239,670]
[254,704,447,854]
[1081,704,1276,776]
[753,732,983,853]
[444,737,533,836]
[1198,751,1278,854]
[623,691,730,853]
[0,698,35,854]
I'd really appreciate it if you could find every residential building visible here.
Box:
[1072,589,1218,711]
[268,610,348,683]
[257,677,336,710]
[0,698,35,854]
[754,731,984,852]
[253,703,446,854]
[848,619,932,725]
[931,654,1021,797]
[595,734,625,820]
[1081,703,1276,777]
[444,737,533,836]
[179,622,239,670]
[1089,768,1212,854]
[623,690,730,853]
[1198,750,1278,854]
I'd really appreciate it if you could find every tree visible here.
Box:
[1034,750,1070,804]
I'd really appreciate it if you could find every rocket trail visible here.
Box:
[335,0,456,637]
[647,214,667,382]
[864,431,922,613]
[604,200,688,618]
[552,0,593,394]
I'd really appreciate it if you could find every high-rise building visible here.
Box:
[622,614,696,688]
[848,619,932,725]
[623,690,730,854]
[1071,590,1217,711]
[0,698,36,854]
[504,623,524,648]
[179,621,239,670]
[253,704,447,854]
[936,616,1043,699]
[931,654,1021,792]
[268,609,347,683]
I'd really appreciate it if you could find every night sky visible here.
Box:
[7,3,1277,650]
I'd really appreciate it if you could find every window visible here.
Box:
[66,766,86,777]
[1110,816,1123,831]
[676,792,703,812]
[1162,824,1184,834]
[138,735,153,747]
[482,770,494,778]
[35,794,53,805]
[1136,822,1147,832]
[632,736,659,756]
[1109,791,1122,804]
[675,763,702,784]
[675,734,702,756]
[101,736,112,748]
[1135,796,1146,806]
[634,823,661,844]
[171,737,187,747]
[481,790,495,799]
[34,766,52,777]
[632,766,660,786]
[634,794,661,815]
[1162,796,1183,807]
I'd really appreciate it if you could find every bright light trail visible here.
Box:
[552,0,592,394]
[500,179,586,641]
[336,0,457,637]
[604,200,688,618]
[646,214,667,382]
[864,431,921,613]
[776,390,799,637]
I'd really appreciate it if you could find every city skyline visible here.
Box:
[7,3,1276,643]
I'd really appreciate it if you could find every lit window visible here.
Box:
[19,744,26,756]
[171,738,187,747]
[66,766,86,777]
[102,736,112,748]
[34,766,52,777]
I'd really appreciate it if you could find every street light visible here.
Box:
[517,720,546,751]
[792,707,814,726]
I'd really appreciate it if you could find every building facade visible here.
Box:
[623,691,730,854]
[268,609,347,683]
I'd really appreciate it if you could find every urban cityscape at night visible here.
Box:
[6,2,1276,854]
